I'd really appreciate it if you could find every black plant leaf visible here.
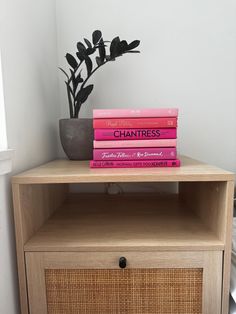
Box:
[76,51,86,62]
[75,71,83,85]
[84,38,92,48]
[86,47,96,55]
[70,70,83,93]
[85,56,93,75]
[77,42,86,52]
[76,84,94,104]
[92,30,102,45]
[125,50,140,53]
[96,56,102,66]
[65,53,78,69]
[127,40,140,50]
[98,38,106,63]
[105,55,115,61]
[110,37,121,58]
[119,40,128,53]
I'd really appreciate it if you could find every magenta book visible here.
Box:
[90,159,180,168]
[94,139,177,149]
[93,108,178,118]
[94,128,177,140]
[93,117,177,129]
[93,148,176,161]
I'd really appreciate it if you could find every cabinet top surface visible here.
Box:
[12,155,234,184]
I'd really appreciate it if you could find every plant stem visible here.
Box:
[74,101,82,118]
[66,83,74,118]
[80,60,108,90]
[68,61,83,85]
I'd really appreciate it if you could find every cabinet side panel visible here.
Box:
[12,183,29,314]
[20,184,68,242]
[179,181,228,242]
[12,183,68,314]
[221,180,234,314]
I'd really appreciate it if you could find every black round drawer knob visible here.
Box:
[119,257,127,269]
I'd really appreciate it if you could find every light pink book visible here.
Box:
[90,159,181,168]
[94,128,177,140]
[93,148,176,161]
[94,139,177,148]
[93,108,178,118]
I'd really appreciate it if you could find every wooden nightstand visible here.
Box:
[12,155,235,314]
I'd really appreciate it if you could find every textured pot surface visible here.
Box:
[59,118,93,160]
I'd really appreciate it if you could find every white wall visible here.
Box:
[56,0,236,172]
[1,0,60,172]
[0,54,7,150]
[0,0,59,313]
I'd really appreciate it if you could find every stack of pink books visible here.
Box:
[90,108,180,168]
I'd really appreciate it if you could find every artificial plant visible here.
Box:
[60,30,140,118]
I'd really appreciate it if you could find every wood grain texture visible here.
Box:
[221,180,235,314]
[202,251,222,314]
[12,183,29,314]
[179,181,228,242]
[12,183,68,314]
[25,251,222,314]
[180,180,235,314]
[24,194,224,252]
[12,156,234,314]
[12,155,234,184]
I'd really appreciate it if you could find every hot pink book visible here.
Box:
[93,108,178,118]
[93,117,177,129]
[93,148,176,161]
[90,159,181,168]
[94,128,177,140]
[94,139,177,148]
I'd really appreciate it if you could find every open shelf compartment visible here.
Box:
[24,185,226,252]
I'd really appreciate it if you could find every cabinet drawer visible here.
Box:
[26,251,222,314]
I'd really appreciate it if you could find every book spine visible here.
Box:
[93,117,177,129]
[94,128,177,140]
[93,108,178,118]
[90,159,180,168]
[93,139,177,148]
[93,148,176,161]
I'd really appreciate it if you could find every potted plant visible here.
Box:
[59,30,140,160]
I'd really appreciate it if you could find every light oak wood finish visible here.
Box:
[25,194,224,252]
[222,180,235,314]
[179,181,228,243]
[25,251,222,314]
[12,183,68,314]
[179,180,235,314]
[12,155,234,184]
[11,156,234,314]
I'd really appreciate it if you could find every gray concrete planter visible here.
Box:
[59,118,93,160]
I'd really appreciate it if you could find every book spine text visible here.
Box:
[94,128,177,140]
[93,117,177,129]
[93,148,176,161]
[90,159,180,168]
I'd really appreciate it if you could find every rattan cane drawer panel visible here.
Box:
[45,268,203,314]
